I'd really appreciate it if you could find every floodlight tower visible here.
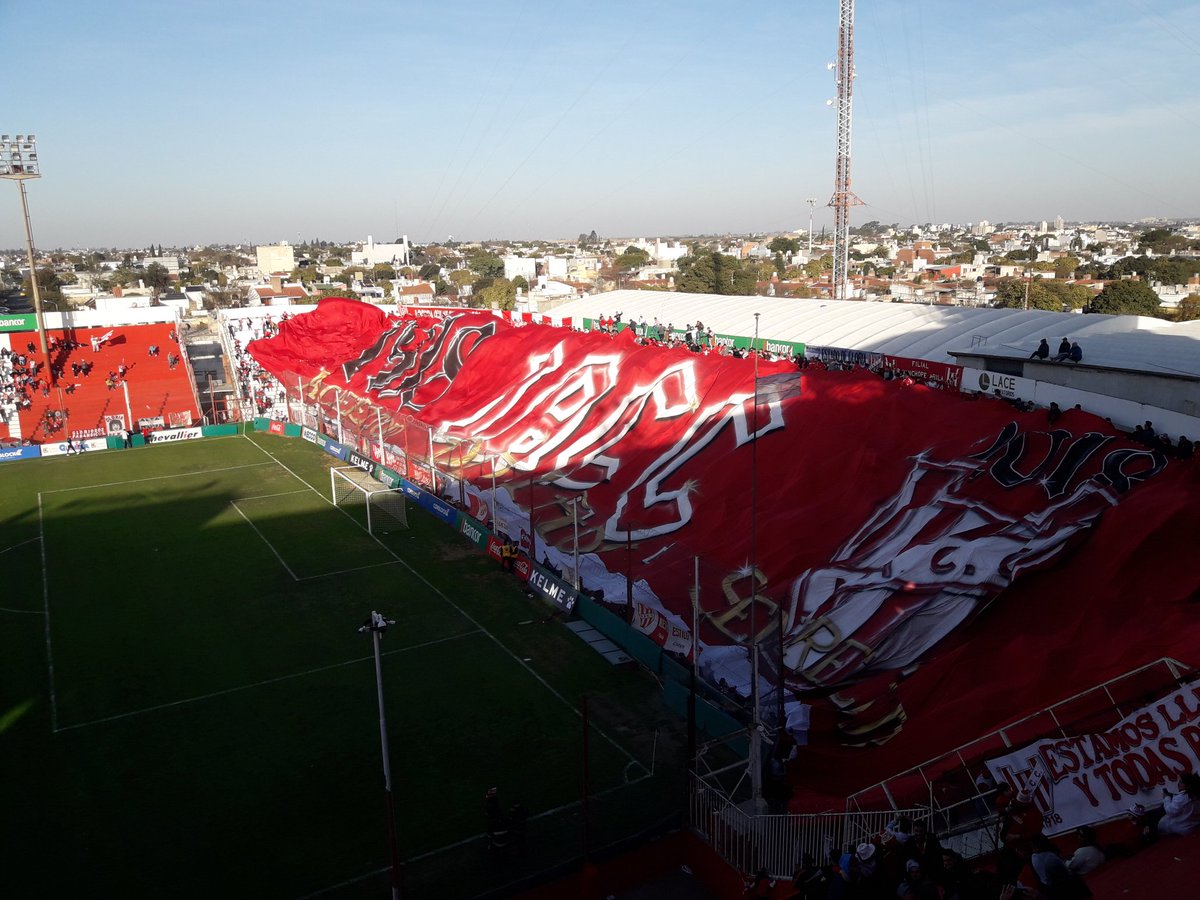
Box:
[0,134,52,381]
[805,198,818,256]
[828,1,863,301]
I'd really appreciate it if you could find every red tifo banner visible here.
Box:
[249,298,1200,795]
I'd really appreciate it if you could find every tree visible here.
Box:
[992,277,1060,311]
[767,236,799,255]
[613,245,650,272]
[466,251,503,280]
[803,254,833,279]
[448,269,476,289]
[291,265,319,285]
[23,268,64,307]
[1178,294,1200,322]
[675,249,756,295]
[1090,279,1162,317]
[478,277,517,310]
[1053,256,1081,279]
[372,263,396,281]
[1138,228,1190,254]
[511,275,529,293]
[143,263,172,293]
[417,262,441,281]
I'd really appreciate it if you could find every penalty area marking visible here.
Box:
[241,432,650,776]
[54,628,485,735]
[236,489,311,502]
[40,461,275,495]
[230,500,299,581]
[298,560,406,582]
[0,536,40,556]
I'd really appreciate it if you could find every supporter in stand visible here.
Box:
[1029,834,1091,899]
[937,849,971,900]
[786,853,827,900]
[1132,771,1200,842]
[997,785,1043,884]
[1065,826,1105,877]
[906,819,944,883]
[897,858,941,899]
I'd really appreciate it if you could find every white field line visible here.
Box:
[55,629,484,735]
[298,560,406,581]
[0,536,39,556]
[38,493,57,732]
[294,772,654,900]
[230,501,299,581]
[237,489,311,502]
[242,433,649,775]
[0,605,45,615]
[41,461,274,494]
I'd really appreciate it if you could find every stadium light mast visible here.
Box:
[358,611,404,900]
[805,198,817,257]
[1,134,53,383]
[828,1,864,301]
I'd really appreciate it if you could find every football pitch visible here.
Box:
[0,431,687,898]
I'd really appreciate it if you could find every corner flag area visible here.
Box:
[0,431,684,898]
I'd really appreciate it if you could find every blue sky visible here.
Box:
[3,0,1198,249]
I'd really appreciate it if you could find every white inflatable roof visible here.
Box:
[546,290,1200,379]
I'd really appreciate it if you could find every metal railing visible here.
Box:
[690,774,923,878]
[844,657,1195,854]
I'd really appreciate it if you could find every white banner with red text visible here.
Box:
[985,680,1200,834]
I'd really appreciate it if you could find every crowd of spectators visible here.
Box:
[1,337,91,438]
[742,766,1200,899]
[224,313,292,418]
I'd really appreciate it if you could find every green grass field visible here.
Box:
[0,431,687,898]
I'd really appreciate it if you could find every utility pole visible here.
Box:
[828,1,864,301]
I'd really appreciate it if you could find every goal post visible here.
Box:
[330,466,408,535]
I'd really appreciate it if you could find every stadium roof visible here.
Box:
[545,290,1200,380]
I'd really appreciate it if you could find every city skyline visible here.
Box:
[4,0,1199,249]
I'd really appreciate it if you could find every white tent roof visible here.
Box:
[545,290,1200,379]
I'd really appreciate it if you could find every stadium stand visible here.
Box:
[0,322,200,443]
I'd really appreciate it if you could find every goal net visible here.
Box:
[330,466,408,535]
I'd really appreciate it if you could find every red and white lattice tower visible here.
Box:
[828,0,864,301]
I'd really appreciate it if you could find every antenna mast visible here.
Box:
[829,0,863,301]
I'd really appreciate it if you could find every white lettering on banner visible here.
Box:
[0,448,27,460]
[604,388,783,541]
[986,681,1200,835]
[461,520,484,544]
[147,427,203,444]
[434,345,788,540]
[781,451,1119,690]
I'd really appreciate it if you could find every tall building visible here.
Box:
[352,235,411,268]
[255,242,295,276]
[1054,215,1065,232]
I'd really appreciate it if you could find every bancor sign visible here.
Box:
[0,314,37,333]
[960,367,1034,401]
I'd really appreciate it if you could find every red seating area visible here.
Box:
[1,323,200,443]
